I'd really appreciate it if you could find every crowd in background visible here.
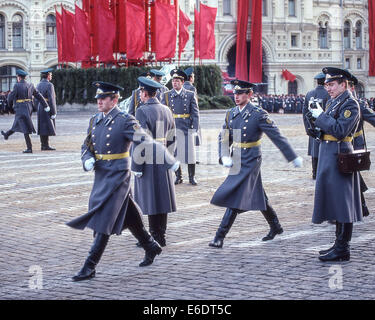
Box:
[0,91,12,114]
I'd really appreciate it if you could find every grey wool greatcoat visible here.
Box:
[128,88,142,116]
[353,99,375,150]
[312,90,362,224]
[66,106,176,235]
[36,79,57,136]
[161,87,199,164]
[183,81,197,95]
[302,85,330,158]
[211,102,297,211]
[132,97,177,215]
[7,80,49,134]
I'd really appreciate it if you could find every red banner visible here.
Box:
[74,4,91,62]
[194,7,200,60]
[249,0,262,83]
[62,7,75,62]
[179,8,192,60]
[95,0,116,62]
[55,7,63,62]
[126,1,146,59]
[282,69,296,82]
[369,0,375,76]
[235,0,249,81]
[199,3,217,60]
[154,1,177,60]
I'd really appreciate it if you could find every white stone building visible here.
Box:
[0,0,373,97]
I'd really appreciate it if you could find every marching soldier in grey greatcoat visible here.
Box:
[67,81,178,281]
[161,69,200,185]
[302,73,330,179]
[348,73,375,218]
[209,80,303,248]
[132,77,178,247]
[308,67,362,262]
[1,69,49,153]
[149,69,169,102]
[36,68,57,151]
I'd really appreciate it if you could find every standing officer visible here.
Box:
[183,67,197,94]
[302,72,330,179]
[1,69,49,153]
[36,68,57,151]
[161,69,200,185]
[67,81,178,281]
[132,77,178,247]
[209,80,303,248]
[308,67,362,262]
[128,72,150,116]
[149,69,169,102]
[348,74,375,218]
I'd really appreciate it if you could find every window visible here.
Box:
[12,14,23,49]
[344,21,351,49]
[0,65,18,92]
[262,0,268,16]
[355,21,362,49]
[0,14,5,49]
[288,0,296,17]
[291,34,298,47]
[357,58,362,69]
[46,14,57,49]
[345,58,350,69]
[318,22,328,49]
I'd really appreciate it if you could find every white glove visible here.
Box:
[171,161,180,172]
[44,106,50,112]
[84,157,95,171]
[292,156,303,168]
[221,156,233,168]
[133,171,143,178]
[50,115,56,120]
[308,103,323,118]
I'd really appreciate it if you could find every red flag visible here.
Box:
[62,7,75,62]
[95,0,116,62]
[55,7,63,62]
[74,4,91,62]
[116,0,127,53]
[125,1,146,59]
[82,0,90,12]
[154,1,177,60]
[369,0,375,76]
[282,69,296,82]
[194,7,200,60]
[235,0,249,81]
[179,8,192,59]
[199,3,217,60]
[249,0,262,83]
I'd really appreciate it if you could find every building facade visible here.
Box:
[0,0,374,97]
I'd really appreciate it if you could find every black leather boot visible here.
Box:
[319,222,342,255]
[23,134,32,153]
[209,208,238,248]
[261,204,283,241]
[158,214,167,247]
[72,233,109,281]
[361,192,370,217]
[148,214,163,247]
[174,166,183,185]
[41,135,55,150]
[188,164,198,185]
[312,157,318,180]
[319,223,352,262]
[1,130,13,140]
[128,222,162,267]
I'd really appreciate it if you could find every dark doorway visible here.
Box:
[288,80,298,95]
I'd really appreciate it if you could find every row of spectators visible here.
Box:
[0,91,13,115]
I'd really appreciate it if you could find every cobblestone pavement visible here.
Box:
[0,110,375,301]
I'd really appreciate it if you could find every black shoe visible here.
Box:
[319,242,337,255]
[41,146,56,151]
[1,130,8,140]
[319,247,350,262]
[208,238,223,248]
[262,227,283,241]
[139,241,162,267]
[72,267,96,282]
[174,177,183,185]
[189,176,198,186]
[362,205,370,217]
[188,164,197,185]
[23,149,32,153]
[174,166,183,185]
[319,223,352,262]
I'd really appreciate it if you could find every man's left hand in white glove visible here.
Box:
[292,156,303,168]
[308,102,323,119]
[44,106,50,112]
[50,115,56,120]
[133,171,143,178]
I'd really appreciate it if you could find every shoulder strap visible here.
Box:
[164,92,169,107]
